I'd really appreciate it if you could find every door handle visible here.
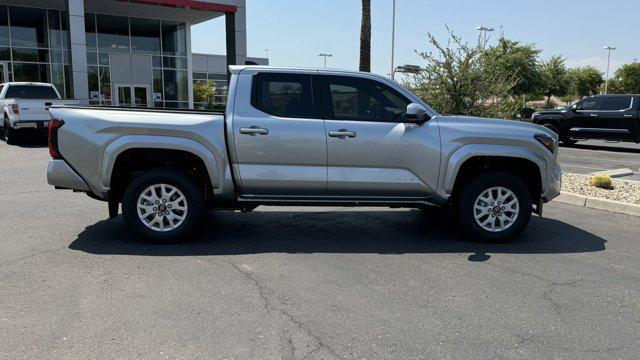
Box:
[328,129,357,138]
[239,126,269,136]
[589,114,599,117]
[624,114,633,118]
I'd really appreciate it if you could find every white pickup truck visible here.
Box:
[1,82,78,144]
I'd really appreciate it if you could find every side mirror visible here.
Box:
[570,104,579,112]
[405,103,430,123]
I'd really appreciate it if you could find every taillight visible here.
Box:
[11,103,19,115]
[48,118,65,159]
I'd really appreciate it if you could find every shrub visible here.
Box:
[589,174,613,189]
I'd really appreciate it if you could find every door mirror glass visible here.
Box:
[570,104,579,112]
[405,103,429,123]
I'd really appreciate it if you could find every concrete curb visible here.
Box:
[554,192,640,217]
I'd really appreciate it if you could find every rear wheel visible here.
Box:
[457,172,532,243]
[122,169,205,243]
[2,117,16,145]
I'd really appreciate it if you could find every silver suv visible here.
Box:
[47,66,561,243]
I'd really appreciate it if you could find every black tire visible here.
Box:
[542,123,577,146]
[3,117,17,145]
[457,171,532,243]
[121,169,205,243]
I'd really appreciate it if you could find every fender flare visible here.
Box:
[100,135,220,192]
[440,144,548,197]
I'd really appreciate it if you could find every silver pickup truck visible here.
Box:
[47,66,561,243]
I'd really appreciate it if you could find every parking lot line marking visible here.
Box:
[560,154,640,166]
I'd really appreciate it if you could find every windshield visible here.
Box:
[5,85,59,99]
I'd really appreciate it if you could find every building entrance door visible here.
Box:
[115,84,150,107]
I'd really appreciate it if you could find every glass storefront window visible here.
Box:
[99,66,111,104]
[96,14,129,53]
[48,10,63,49]
[12,48,49,62]
[162,56,187,69]
[131,18,160,54]
[153,69,163,101]
[161,21,186,56]
[163,69,188,101]
[51,63,65,97]
[88,66,99,103]
[0,47,10,61]
[9,7,48,48]
[50,49,69,64]
[85,14,97,51]
[13,63,50,82]
[0,5,9,46]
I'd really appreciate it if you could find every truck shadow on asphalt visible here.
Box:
[68,210,606,263]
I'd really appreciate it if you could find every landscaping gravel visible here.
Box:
[562,172,640,205]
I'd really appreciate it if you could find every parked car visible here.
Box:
[530,94,640,145]
[47,66,561,243]
[0,82,79,144]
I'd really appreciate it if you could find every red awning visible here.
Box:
[119,0,237,12]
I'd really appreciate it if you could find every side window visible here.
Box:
[321,76,410,122]
[251,73,315,118]
[577,97,602,111]
[603,96,632,111]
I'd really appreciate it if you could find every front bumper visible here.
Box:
[543,162,562,202]
[47,159,91,192]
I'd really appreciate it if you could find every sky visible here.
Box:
[192,0,639,78]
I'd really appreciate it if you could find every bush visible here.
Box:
[589,174,613,189]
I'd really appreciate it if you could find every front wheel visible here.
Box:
[122,169,205,243]
[457,172,532,243]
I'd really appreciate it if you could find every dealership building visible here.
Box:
[0,0,267,108]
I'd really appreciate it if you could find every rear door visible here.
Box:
[318,74,440,198]
[598,96,636,140]
[231,71,327,196]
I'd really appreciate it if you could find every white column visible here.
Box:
[234,0,247,65]
[66,0,89,104]
[186,22,194,109]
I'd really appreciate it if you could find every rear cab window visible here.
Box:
[4,85,59,99]
[251,73,317,118]
[603,96,633,111]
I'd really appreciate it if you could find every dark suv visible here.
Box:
[530,94,640,144]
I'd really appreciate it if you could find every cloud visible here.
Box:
[564,56,626,74]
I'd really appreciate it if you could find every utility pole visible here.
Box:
[318,53,333,68]
[476,26,494,47]
[604,46,616,94]
[390,0,396,80]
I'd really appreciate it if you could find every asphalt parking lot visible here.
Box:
[2,138,640,359]
[559,140,640,180]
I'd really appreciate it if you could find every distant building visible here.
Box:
[0,0,267,109]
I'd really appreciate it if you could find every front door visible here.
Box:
[115,84,150,107]
[232,71,327,196]
[570,96,607,139]
[318,74,440,198]
[0,62,8,83]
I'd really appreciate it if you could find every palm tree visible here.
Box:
[359,0,371,72]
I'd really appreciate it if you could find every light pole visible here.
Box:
[265,49,269,59]
[318,53,333,68]
[390,0,396,80]
[393,64,422,78]
[476,26,494,46]
[604,46,616,94]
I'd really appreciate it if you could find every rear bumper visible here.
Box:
[12,120,49,129]
[47,159,91,192]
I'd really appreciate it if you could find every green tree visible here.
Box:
[538,56,568,107]
[482,38,541,96]
[193,80,216,106]
[407,28,517,118]
[565,66,603,99]
[608,63,640,94]
[359,0,371,72]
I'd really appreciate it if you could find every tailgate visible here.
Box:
[15,99,52,121]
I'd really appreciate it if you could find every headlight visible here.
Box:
[534,133,557,153]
